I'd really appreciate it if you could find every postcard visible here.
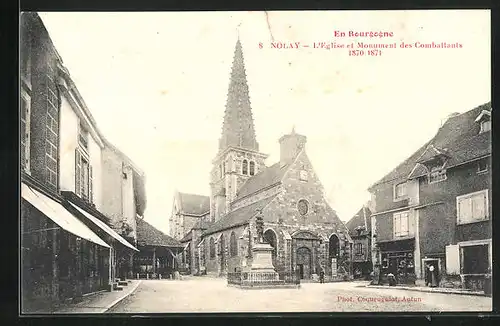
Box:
[20,10,491,314]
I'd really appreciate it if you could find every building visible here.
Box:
[169,191,210,240]
[368,103,492,290]
[99,141,147,279]
[134,217,183,279]
[20,13,145,311]
[172,38,352,281]
[346,205,373,280]
[56,58,141,289]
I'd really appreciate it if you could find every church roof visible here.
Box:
[180,230,192,243]
[218,38,259,152]
[178,192,210,216]
[346,206,372,236]
[204,194,277,236]
[234,162,289,200]
[369,102,491,189]
[136,218,183,248]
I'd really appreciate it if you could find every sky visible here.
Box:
[39,10,491,235]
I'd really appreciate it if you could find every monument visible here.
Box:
[249,210,280,280]
[227,209,299,289]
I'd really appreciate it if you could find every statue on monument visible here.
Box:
[255,208,264,244]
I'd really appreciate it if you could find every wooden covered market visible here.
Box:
[134,217,184,279]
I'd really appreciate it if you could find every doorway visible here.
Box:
[423,258,440,286]
[296,247,311,279]
[298,264,304,279]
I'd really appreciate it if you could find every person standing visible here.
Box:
[425,264,431,286]
[429,265,438,287]
[319,267,325,284]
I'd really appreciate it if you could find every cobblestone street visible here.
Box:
[107,278,492,313]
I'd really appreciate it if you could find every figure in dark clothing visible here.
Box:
[425,264,431,286]
[319,268,325,284]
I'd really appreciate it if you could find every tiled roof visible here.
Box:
[136,218,183,248]
[346,206,372,236]
[234,162,288,200]
[370,102,492,188]
[204,195,277,235]
[178,192,210,215]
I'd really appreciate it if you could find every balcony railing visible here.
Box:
[227,272,300,286]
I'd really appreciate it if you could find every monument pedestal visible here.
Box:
[227,242,300,289]
[248,243,279,281]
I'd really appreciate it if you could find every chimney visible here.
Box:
[279,127,307,167]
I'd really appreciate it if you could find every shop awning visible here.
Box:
[21,183,110,248]
[69,202,139,252]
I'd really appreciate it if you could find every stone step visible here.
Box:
[112,283,124,291]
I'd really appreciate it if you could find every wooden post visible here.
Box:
[152,247,156,274]
[109,247,113,290]
[52,228,58,300]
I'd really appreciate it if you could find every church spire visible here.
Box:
[219,37,259,152]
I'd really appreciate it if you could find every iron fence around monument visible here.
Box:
[227,272,300,285]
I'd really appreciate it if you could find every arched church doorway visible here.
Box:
[329,234,340,259]
[296,247,312,279]
[263,229,278,267]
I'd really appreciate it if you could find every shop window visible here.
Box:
[462,244,489,274]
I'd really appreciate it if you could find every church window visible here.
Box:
[299,170,308,181]
[249,161,255,176]
[242,159,248,175]
[297,199,309,216]
[209,237,216,259]
[230,232,238,257]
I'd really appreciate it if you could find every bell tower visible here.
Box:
[209,37,268,222]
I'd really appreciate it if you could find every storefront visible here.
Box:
[21,182,111,311]
[377,237,416,284]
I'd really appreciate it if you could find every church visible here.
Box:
[171,37,353,281]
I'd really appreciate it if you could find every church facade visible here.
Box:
[171,38,352,281]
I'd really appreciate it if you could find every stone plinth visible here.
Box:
[227,242,300,289]
[251,243,277,273]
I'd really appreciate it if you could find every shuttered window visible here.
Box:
[457,190,488,224]
[393,211,410,238]
[445,244,460,275]
[75,148,93,204]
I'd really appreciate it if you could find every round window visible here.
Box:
[297,199,309,216]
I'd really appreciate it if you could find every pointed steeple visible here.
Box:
[219,38,259,152]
